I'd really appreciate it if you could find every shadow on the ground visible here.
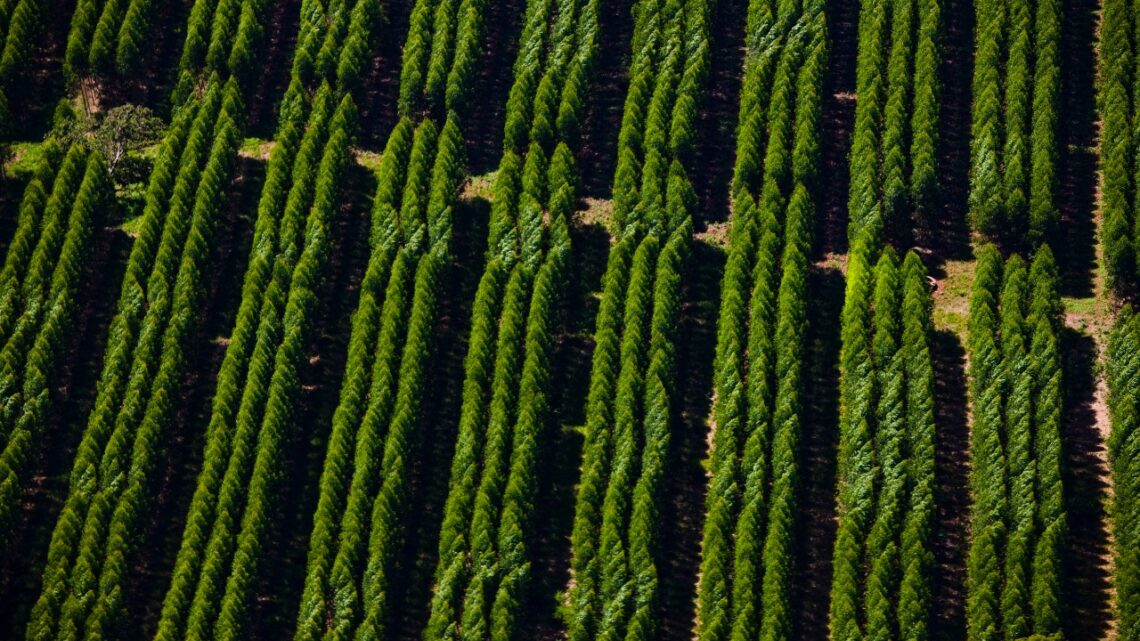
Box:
[930,328,970,641]
[690,0,746,228]
[1053,0,1099,298]
[655,238,722,641]
[1060,327,1113,641]
[387,188,489,641]
[815,0,858,257]
[920,0,974,272]
[791,265,843,641]
[518,217,611,641]
[578,0,634,198]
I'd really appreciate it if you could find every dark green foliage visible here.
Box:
[830,244,878,641]
[968,0,1060,244]
[0,142,78,345]
[353,248,444,641]
[898,252,936,641]
[336,0,382,90]
[0,148,111,539]
[287,0,498,638]
[372,117,415,248]
[1111,308,1140,640]
[967,244,1006,641]
[114,0,150,72]
[173,0,272,95]
[89,106,241,641]
[0,0,41,86]
[828,0,940,620]
[149,0,384,634]
[384,0,592,637]
[63,0,102,78]
[1028,247,1063,635]
[153,85,310,641]
[1098,0,1139,289]
[397,0,487,119]
[566,230,638,641]
[965,244,1066,641]
[398,117,438,241]
[847,0,940,246]
[110,2,385,639]
[26,84,225,641]
[21,58,256,639]
[565,0,712,637]
[834,244,939,641]
[56,0,268,81]
[695,2,826,641]
[88,0,127,72]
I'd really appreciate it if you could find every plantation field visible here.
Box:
[0,0,1126,638]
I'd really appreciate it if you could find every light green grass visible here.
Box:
[932,258,975,339]
[239,137,274,159]
[463,170,496,202]
[5,142,47,178]
[355,149,383,173]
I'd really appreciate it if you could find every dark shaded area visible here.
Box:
[0,225,131,640]
[244,0,305,138]
[357,0,413,148]
[1053,0,1099,298]
[239,160,375,641]
[1059,328,1113,641]
[389,191,488,641]
[919,0,973,270]
[690,0,746,228]
[115,155,264,640]
[462,0,525,174]
[0,173,31,255]
[518,218,611,641]
[930,329,970,641]
[790,266,843,641]
[0,156,261,641]
[4,0,71,139]
[578,0,634,198]
[90,0,192,118]
[816,0,857,256]
[655,239,723,641]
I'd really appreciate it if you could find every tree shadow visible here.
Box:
[919,0,974,270]
[690,0,746,228]
[930,329,970,641]
[655,238,723,641]
[815,0,858,256]
[0,173,31,253]
[390,190,489,641]
[1053,0,1099,298]
[578,0,634,198]
[1059,327,1113,641]
[462,0,524,174]
[518,217,611,641]
[791,265,843,641]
